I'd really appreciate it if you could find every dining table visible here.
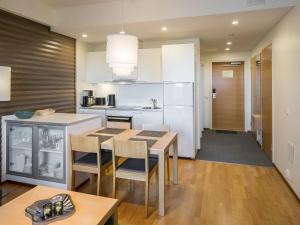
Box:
[68,127,179,217]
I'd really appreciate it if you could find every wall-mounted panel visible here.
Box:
[0,10,76,181]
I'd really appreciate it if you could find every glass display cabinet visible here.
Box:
[6,123,66,183]
[7,125,33,175]
[38,126,65,182]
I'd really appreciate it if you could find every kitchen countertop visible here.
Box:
[2,113,101,125]
[80,105,163,112]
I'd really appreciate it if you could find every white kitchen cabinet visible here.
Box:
[162,44,195,82]
[132,111,163,130]
[137,48,162,82]
[86,52,113,83]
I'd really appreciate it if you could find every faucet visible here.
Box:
[151,98,158,109]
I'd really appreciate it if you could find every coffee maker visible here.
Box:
[81,90,95,107]
[107,94,116,107]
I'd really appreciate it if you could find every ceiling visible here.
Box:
[43,0,112,8]
[0,0,295,53]
[51,7,291,53]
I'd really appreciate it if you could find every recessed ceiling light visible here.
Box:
[227,41,232,45]
[161,27,168,31]
[232,20,239,25]
[82,33,88,38]
[225,47,230,51]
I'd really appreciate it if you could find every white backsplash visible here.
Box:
[92,83,163,107]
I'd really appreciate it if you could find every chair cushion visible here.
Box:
[75,150,112,166]
[118,157,158,173]
[149,154,158,159]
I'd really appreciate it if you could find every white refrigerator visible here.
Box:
[163,83,195,158]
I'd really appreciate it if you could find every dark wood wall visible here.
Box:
[0,10,76,181]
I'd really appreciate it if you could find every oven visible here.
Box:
[106,116,132,129]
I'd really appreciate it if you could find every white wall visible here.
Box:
[201,52,252,131]
[76,41,93,112]
[92,83,163,107]
[251,2,300,198]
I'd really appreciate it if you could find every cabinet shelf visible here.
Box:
[11,146,32,151]
[39,149,63,154]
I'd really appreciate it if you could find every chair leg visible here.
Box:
[90,174,95,184]
[156,170,159,201]
[145,180,149,218]
[97,173,101,196]
[128,180,134,192]
[166,154,170,183]
[113,175,116,198]
[71,170,75,191]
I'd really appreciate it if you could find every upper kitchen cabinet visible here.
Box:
[137,48,162,83]
[162,44,195,82]
[86,52,113,83]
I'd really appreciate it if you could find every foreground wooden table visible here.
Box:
[0,186,118,225]
[75,128,179,217]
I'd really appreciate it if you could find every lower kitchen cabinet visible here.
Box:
[132,111,163,130]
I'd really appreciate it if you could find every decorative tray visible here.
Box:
[129,138,157,148]
[96,128,126,135]
[25,193,75,224]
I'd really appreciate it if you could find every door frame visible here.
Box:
[207,59,251,132]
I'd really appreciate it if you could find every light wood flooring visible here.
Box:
[1,159,300,225]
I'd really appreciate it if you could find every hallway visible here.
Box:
[197,130,273,167]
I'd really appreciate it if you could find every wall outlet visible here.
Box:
[285,169,291,179]
[287,142,295,164]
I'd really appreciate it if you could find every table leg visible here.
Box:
[158,151,165,216]
[173,137,178,185]
[112,207,118,225]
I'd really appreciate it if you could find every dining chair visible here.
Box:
[70,135,112,196]
[112,139,158,218]
[142,123,171,182]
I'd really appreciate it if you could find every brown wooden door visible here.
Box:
[212,62,245,131]
[261,45,272,160]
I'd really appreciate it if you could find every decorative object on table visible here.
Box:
[25,193,75,224]
[14,110,35,119]
[36,108,56,116]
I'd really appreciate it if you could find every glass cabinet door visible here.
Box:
[8,125,33,175]
[37,126,65,181]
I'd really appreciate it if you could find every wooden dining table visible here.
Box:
[69,127,178,217]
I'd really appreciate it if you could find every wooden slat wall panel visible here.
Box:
[0,10,76,181]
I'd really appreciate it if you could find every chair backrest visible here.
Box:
[70,135,99,153]
[142,123,170,132]
[113,139,148,159]
[107,121,131,129]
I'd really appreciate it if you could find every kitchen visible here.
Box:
[77,41,201,159]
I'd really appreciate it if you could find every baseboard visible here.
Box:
[274,165,300,202]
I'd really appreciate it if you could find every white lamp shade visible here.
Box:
[106,33,138,76]
[0,66,11,101]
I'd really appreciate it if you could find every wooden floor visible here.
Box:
[1,159,300,225]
